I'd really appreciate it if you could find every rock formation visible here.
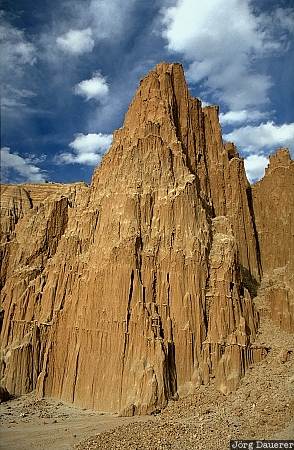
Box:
[252,149,294,332]
[0,63,293,414]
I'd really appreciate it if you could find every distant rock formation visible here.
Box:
[0,63,293,415]
[252,149,294,333]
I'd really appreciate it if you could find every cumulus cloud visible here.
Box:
[0,147,46,182]
[224,121,294,153]
[220,110,269,126]
[161,0,294,110]
[57,133,112,165]
[41,0,138,64]
[74,72,109,101]
[244,154,269,183]
[56,28,94,54]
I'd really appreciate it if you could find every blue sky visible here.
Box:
[1,0,294,184]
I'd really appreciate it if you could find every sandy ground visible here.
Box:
[0,394,150,450]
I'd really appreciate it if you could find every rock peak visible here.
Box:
[121,61,190,139]
[154,61,184,73]
[268,147,292,171]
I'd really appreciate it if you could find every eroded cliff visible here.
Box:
[252,149,294,332]
[0,63,293,415]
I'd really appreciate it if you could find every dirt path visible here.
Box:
[0,394,149,450]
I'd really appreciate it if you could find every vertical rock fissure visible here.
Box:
[91,209,100,243]
[166,340,177,399]
[168,148,176,186]
[135,187,143,285]
[246,186,262,278]
[238,177,252,277]
[165,272,177,398]
[200,110,216,218]
[152,271,157,303]
[169,75,182,144]
[72,348,80,402]
[119,269,134,406]
[0,309,4,334]
[166,273,170,307]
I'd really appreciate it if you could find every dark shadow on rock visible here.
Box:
[240,265,259,298]
[0,386,12,403]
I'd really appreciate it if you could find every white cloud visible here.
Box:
[220,110,269,126]
[81,0,137,41]
[1,85,38,115]
[57,133,112,165]
[244,154,269,183]
[260,7,294,36]
[0,147,46,183]
[0,17,36,73]
[56,28,94,54]
[69,133,112,153]
[161,0,294,110]
[74,72,109,101]
[0,14,37,115]
[41,0,137,64]
[201,100,211,107]
[224,121,294,153]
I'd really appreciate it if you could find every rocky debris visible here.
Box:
[76,355,294,450]
[0,63,293,416]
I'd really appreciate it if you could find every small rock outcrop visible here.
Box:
[0,63,293,414]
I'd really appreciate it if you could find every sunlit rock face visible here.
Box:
[0,63,292,415]
[252,149,294,333]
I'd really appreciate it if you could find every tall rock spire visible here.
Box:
[0,63,292,414]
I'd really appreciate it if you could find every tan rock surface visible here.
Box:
[252,148,294,274]
[252,149,294,332]
[0,63,293,416]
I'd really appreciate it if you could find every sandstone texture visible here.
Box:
[252,149,294,332]
[0,63,293,416]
